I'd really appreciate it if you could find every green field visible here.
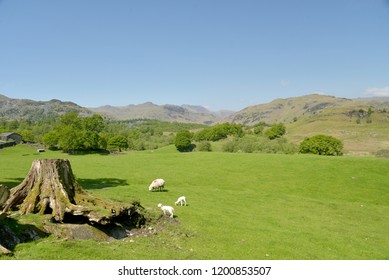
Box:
[0,144,388,259]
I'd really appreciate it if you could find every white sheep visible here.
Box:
[148,178,165,192]
[157,203,174,218]
[175,196,187,206]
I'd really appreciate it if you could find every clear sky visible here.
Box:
[0,0,388,111]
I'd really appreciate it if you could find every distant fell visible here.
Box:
[0,94,233,124]
[221,94,389,124]
[89,102,233,124]
[221,94,389,155]
[0,94,92,121]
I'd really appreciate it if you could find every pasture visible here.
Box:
[0,144,388,259]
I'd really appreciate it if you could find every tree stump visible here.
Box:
[1,159,145,230]
[2,159,82,222]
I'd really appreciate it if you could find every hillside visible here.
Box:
[223,94,389,155]
[89,102,232,124]
[0,94,232,124]
[0,94,92,121]
[222,94,389,124]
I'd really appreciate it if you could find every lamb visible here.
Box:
[148,178,165,192]
[175,196,187,206]
[157,203,174,218]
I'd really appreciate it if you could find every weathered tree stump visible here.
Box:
[1,159,145,230]
[2,159,82,221]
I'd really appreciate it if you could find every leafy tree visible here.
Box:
[59,112,82,128]
[57,125,83,152]
[253,122,268,135]
[80,114,105,150]
[299,134,343,156]
[108,135,128,151]
[174,130,193,152]
[194,123,244,141]
[18,129,34,142]
[43,112,107,152]
[42,131,58,149]
[265,123,286,140]
[83,114,105,133]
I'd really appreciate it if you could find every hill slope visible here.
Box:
[0,94,92,121]
[222,94,389,124]
[89,102,231,124]
[223,94,389,155]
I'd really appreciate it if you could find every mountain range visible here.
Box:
[0,94,90,121]
[0,94,232,124]
[1,93,389,155]
[89,102,233,124]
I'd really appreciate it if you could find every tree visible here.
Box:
[83,114,105,133]
[43,130,60,149]
[174,130,193,152]
[43,113,106,152]
[299,134,343,156]
[194,123,244,141]
[253,122,267,135]
[108,135,129,151]
[265,123,286,140]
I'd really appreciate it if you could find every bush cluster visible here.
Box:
[299,134,343,156]
[196,141,212,152]
[194,123,244,141]
[222,135,297,154]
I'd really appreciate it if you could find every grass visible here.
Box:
[1,144,388,259]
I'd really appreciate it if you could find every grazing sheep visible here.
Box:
[148,178,165,192]
[175,196,187,206]
[157,203,174,218]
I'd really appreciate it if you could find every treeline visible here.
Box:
[0,113,206,153]
[175,122,297,154]
[1,112,344,156]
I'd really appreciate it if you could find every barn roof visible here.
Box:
[0,132,18,137]
[0,132,22,138]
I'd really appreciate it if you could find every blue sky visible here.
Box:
[0,0,388,111]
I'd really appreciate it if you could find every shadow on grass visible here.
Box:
[0,178,25,189]
[150,189,169,193]
[0,178,128,190]
[77,178,128,190]
[0,217,48,252]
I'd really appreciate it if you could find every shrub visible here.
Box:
[197,141,212,152]
[299,134,343,156]
[174,130,193,152]
[222,139,238,153]
[253,122,268,135]
[264,123,286,139]
[221,135,297,154]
